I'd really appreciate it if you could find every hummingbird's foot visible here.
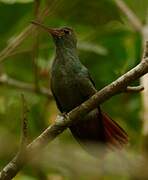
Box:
[56,112,69,125]
[58,111,67,118]
[61,112,67,117]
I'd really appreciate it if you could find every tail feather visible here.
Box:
[102,112,128,148]
[70,109,128,156]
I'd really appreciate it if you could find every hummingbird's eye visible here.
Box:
[63,29,71,34]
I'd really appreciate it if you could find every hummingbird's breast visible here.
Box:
[51,58,87,112]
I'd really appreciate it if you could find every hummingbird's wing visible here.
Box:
[70,70,128,155]
[87,72,97,88]
[77,70,97,98]
[51,85,64,113]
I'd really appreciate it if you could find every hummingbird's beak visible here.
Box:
[31,21,63,37]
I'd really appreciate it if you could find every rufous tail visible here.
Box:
[70,109,128,155]
[102,112,128,149]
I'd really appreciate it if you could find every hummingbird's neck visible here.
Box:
[55,45,79,64]
[52,45,83,74]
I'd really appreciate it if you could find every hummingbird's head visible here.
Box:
[31,21,77,49]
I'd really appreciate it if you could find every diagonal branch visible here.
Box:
[114,0,143,33]
[32,0,41,90]
[0,56,148,180]
[0,0,57,63]
[0,25,33,63]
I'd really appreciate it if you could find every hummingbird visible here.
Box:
[31,21,128,156]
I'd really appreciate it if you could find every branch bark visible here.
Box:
[0,56,148,180]
[125,85,144,93]
[114,0,148,141]
[114,2,148,179]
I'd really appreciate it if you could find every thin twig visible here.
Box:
[20,94,29,150]
[0,74,52,98]
[114,0,143,33]
[0,56,148,180]
[0,0,58,63]
[0,25,33,63]
[125,85,144,93]
[141,41,148,135]
[32,0,41,90]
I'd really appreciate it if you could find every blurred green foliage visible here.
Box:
[0,0,147,179]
